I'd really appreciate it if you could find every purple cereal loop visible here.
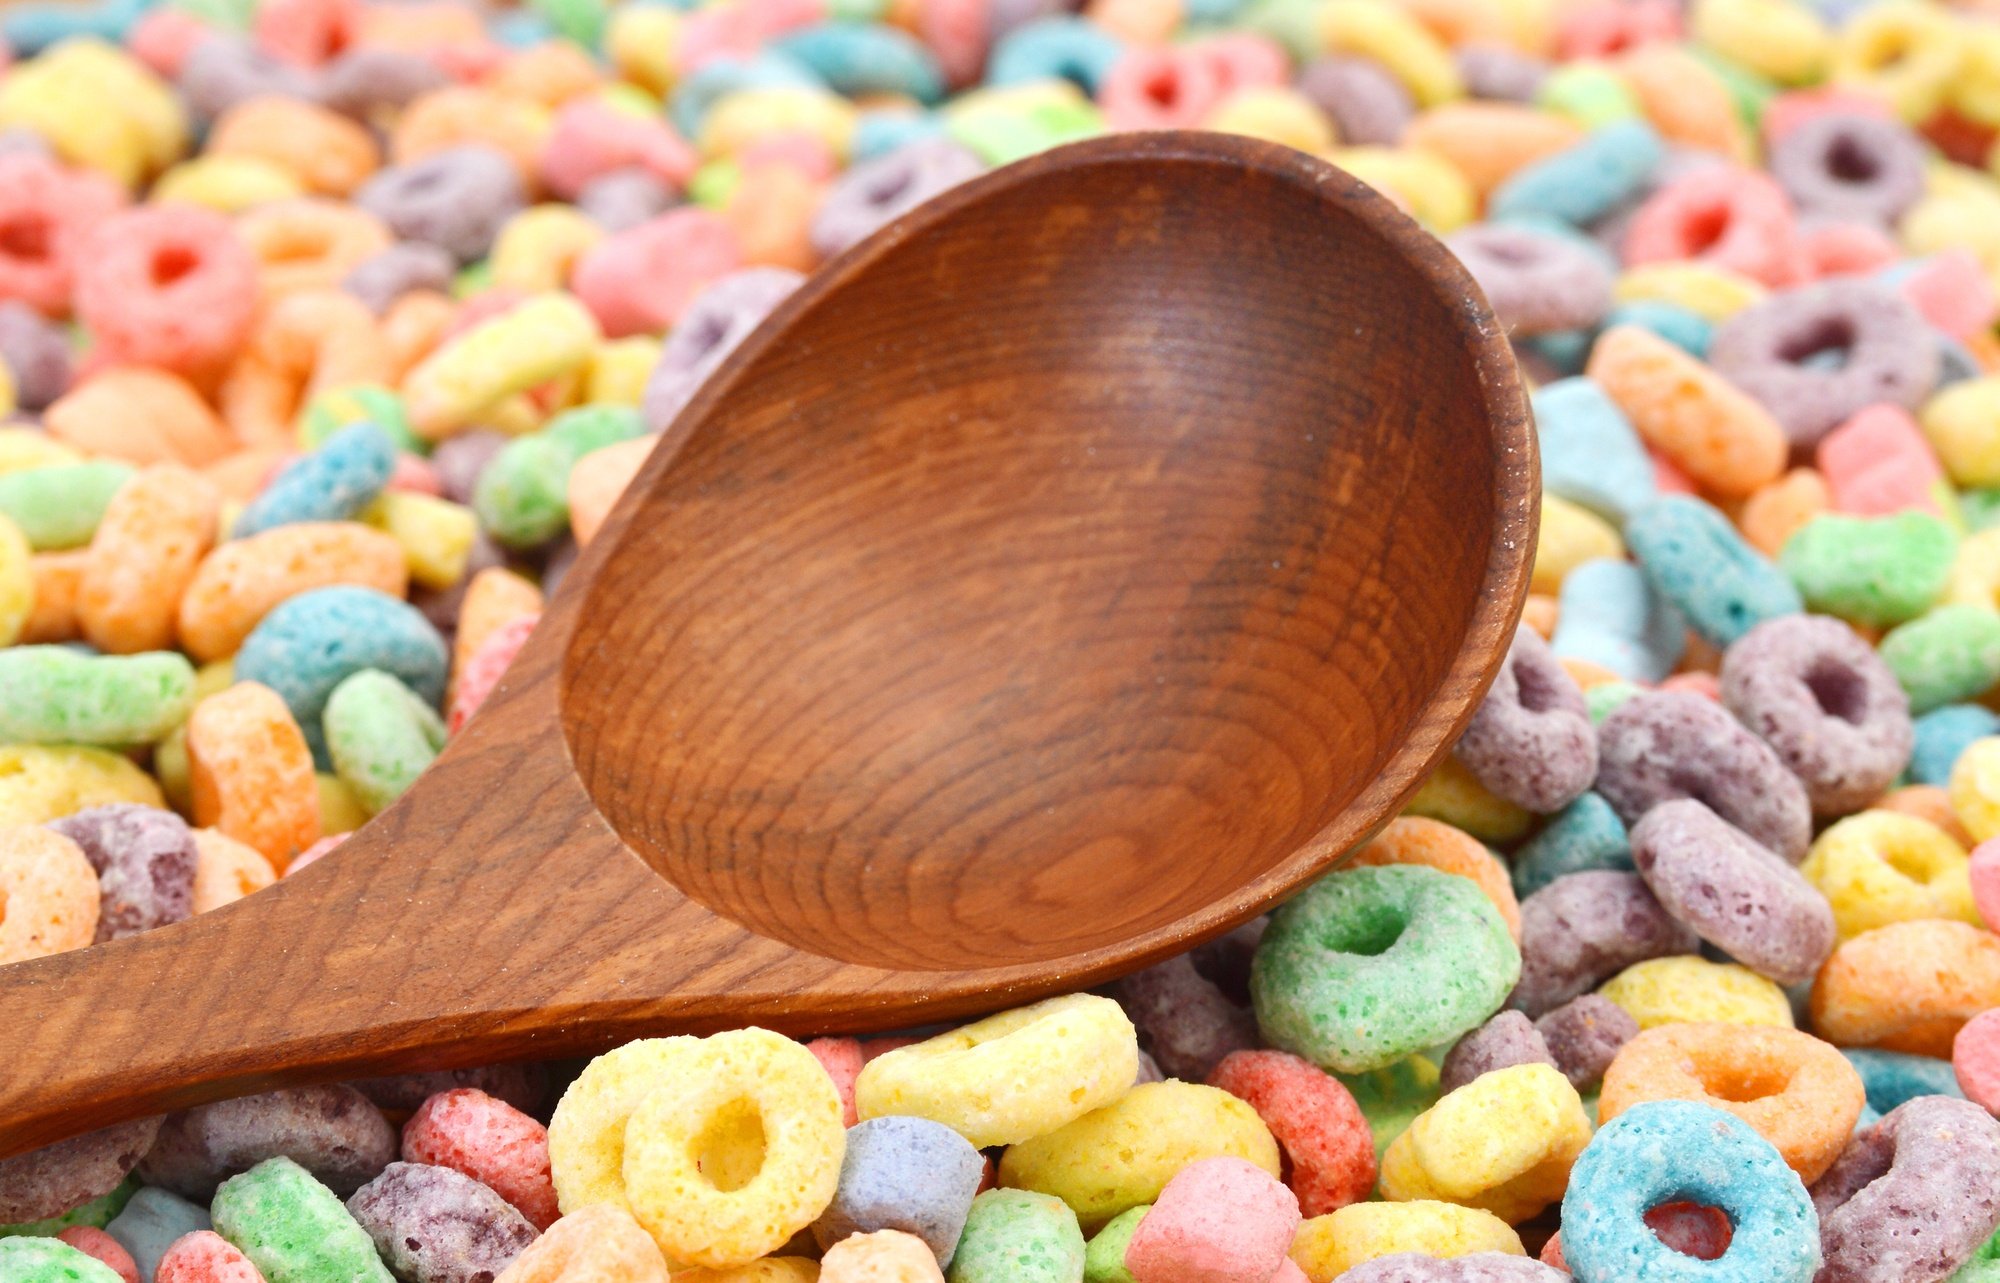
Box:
[1810,1096,2000,1283]
[319,47,451,123]
[1294,55,1413,146]
[1593,689,1813,862]
[177,35,322,123]
[0,302,72,411]
[46,804,196,943]
[1627,799,1836,987]
[1706,277,1940,449]
[1720,614,1913,816]
[1443,224,1614,337]
[1453,43,1548,103]
[1437,1010,1557,1095]
[1455,624,1597,813]
[354,145,526,265]
[641,266,806,433]
[574,168,678,233]
[1768,112,1927,229]
[342,241,458,316]
[1331,1252,1570,1281]
[348,1162,539,1283]
[1509,870,1699,1018]
[0,1118,161,1224]
[1114,953,1259,1082]
[1534,994,1637,1091]
[347,1063,551,1116]
[808,137,986,260]
[138,1085,397,1200]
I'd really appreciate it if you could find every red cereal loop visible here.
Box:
[448,612,538,733]
[569,208,742,337]
[54,1227,139,1283]
[156,1230,267,1283]
[1206,1049,1375,1217]
[256,0,363,67]
[73,205,260,379]
[0,153,126,318]
[1623,167,1805,288]
[807,1036,864,1127]
[540,100,697,201]
[402,1088,560,1230]
[1556,0,1680,60]
[1099,48,1230,131]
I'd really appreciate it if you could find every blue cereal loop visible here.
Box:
[1489,119,1665,228]
[1550,558,1686,683]
[1532,377,1659,526]
[1625,496,1804,648]
[231,422,397,540]
[776,22,947,104]
[1909,704,2000,786]
[985,18,1126,94]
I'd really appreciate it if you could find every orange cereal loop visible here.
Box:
[1520,594,1559,639]
[393,87,553,187]
[453,567,545,686]
[1559,657,1623,690]
[494,1203,671,1283]
[1617,44,1752,163]
[1872,784,1974,847]
[0,825,100,964]
[187,682,322,871]
[1584,325,1787,499]
[1349,816,1522,941]
[1677,632,1723,676]
[203,448,288,505]
[1400,104,1583,198]
[177,522,409,663]
[1088,0,1183,44]
[42,367,238,467]
[1598,1023,1864,1183]
[1399,0,1530,49]
[79,464,220,654]
[483,42,605,109]
[381,291,459,382]
[217,289,393,450]
[568,436,654,548]
[1809,919,2000,1057]
[191,825,277,912]
[20,550,88,645]
[725,166,825,272]
[1739,468,1830,558]
[208,97,381,198]
[236,198,392,299]
[352,2,487,52]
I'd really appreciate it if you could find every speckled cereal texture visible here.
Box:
[1811,1096,2000,1283]
[138,1085,396,1200]
[208,1156,395,1283]
[347,1161,539,1283]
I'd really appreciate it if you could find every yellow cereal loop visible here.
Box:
[363,492,478,591]
[1322,146,1474,234]
[0,512,32,648]
[678,1261,822,1283]
[0,745,165,827]
[0,427,82,476]
[1289,1202,1526,1282]
[1830,0,1964,123]
[1953,26,2000,129]
[0,825,99,964]
[1801,811,1979,940]
[586,338,665,408]
[699,89,859,162]
[1902,190,2000,296]
[0,40,188,185]
[550,1036,705,1215]
[1947,529,2000,609]
[1379,1064,1591,1223]
[620,1029,846,1268]
[317,773,370,835]
[0,362,15,421]
[1599,957,1794,1030]
[1612,263,1767,322]
[1402,755,1534,843]
[1202,88,1337,152]
[1690,0,1830,85]
[1951,736,2000,842]
[1318,0,1463,107]
[1921,378,2000,488]
[491,206,607,293]
[996,1080,1278,1230]
[403,294,602,439]
[152,155,306,213]
[856,993,1138,1148]
[607,4,682,97]
[1531,494,1622,596]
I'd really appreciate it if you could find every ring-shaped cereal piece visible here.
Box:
[72,205,259,379]
[1598,1023,1863,1184]
[619,1029,845,1267]
[0,824,99,964]
[1251,865,1520,1074]
[854,993,1137,1148]
[236,198,392,299]
[216,289,393,450]
[1560,1100,1819,1283]
[549,1035,708,1216]
[1452,624,1596,815]
[1809,919,2000,1057]
[1799,810,1979,941]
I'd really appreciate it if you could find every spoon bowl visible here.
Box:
[0,131,1535,1157]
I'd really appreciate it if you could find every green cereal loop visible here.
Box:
[1962,489,2000,534]
[1536,63,1640,129]
[1687,47,1776,127]
[324,669,447,816]
[169,0,255,27]
[297,385,425,455]
[531,0,609,46]
[0,1179,137,1239]
[1252,865,1520,1075]
[1587,681,1641,724]
[947,98,1102,167]
[1779,512,1958,628]
[0,1237,124,1282]
[211,1157,393,1283]
[1082,1204,1148,1283]
[0,463,136,551]
[451,260,494,300]
[689,160,742,209]
[1881,605,2000,714]
[1236,0,1316,64]
[1337,1056,1442,1161]
[1953,1224,2000,1281]
[0,647,196,746]
[473,407,645,549]
[947,1190,1085,1283]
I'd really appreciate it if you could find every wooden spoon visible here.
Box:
[0,132,1535,1158]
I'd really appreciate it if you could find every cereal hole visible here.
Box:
[694,1097,768,1192]
[0,216,50,260]
[1803,659,1868,724]
[1825,135,1880,185]
[150,245,201,287]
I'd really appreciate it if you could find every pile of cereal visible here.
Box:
[5,0,2000,1279]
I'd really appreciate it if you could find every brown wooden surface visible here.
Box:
[0,132,1536,1158]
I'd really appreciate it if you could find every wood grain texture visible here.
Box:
[0,133,1536,1158]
